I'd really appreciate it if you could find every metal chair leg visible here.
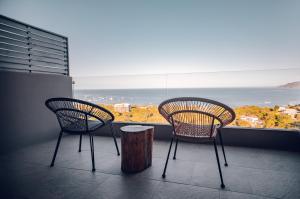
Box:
[173,138,178,160]
[50,130,63,167]
[218,130,228,166]
[110,123,120,156]
[213,139,225,188]
[162,137,174,178]
[78,133,83,152]
[89,132,96,172]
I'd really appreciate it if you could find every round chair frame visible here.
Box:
[158,97,235,188]
[45,97,120,171]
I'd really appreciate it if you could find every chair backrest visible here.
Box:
[45,97,114,131]
[158,97,235,138]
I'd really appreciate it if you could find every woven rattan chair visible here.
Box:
[45,97,120,171]
[158,97,235,188]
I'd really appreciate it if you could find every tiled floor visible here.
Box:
[0,135,299,199]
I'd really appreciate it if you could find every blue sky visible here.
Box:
[1,0,299,88]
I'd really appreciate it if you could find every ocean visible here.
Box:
[74,88,300,107]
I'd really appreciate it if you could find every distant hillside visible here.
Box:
[279,81,300,88]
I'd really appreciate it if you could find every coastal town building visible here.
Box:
[278,107,299,118]
[282,108,298,117]
[114,103,131,113]
[240,115,263,127]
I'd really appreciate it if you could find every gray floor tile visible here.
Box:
[136,157,196,184]
[153,181,220,199]
[88,175,160,199]
[1,135,300,199]
[1,163,110,199]
[249,169,300,199]
[220,190,274,199]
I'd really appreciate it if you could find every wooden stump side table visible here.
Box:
[120,125,154,173]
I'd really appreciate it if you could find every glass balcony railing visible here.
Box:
[73,68,300,130]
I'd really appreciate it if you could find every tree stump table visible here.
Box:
[120,125,154,173]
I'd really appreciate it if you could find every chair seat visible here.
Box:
[174,123,218,138]
[63,119,103,132]
[46,97,120,172]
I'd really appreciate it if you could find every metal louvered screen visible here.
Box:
[0,15,69,75]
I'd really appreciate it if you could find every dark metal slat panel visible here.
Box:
[31,60,67,69]
[30,50,66,61]
[0,23,27,36]
[30,52,66,62]
[30,27,66,43]
[65,38,70,75]
[31,37,67,48]
[30,65,67,74]
[0,67,27,73]
[0,64,66,75]
[31,48,66,59]
[0,15,69,76]
[0,29,27,42]
[0,17,27,30]
[30,40,67,53]
[0,61,29,72]
[31,70,67,75]
[30,54,67,65]
[31,44,66,55]
[30,32,66,47]
[0,55,29,65]
[0,48,28,58]
[0,36,28,47]
[0,42,28,52]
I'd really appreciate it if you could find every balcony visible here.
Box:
[1,134,299,199]
[0,13,300,199]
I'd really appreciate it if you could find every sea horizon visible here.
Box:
[74,87,300,107]
[75,86,285,90]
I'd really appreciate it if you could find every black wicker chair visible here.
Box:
[45,97,120,171]
[158,97,235,188]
